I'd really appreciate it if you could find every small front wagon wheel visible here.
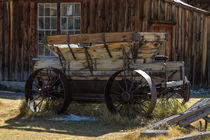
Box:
[24,68,71,114]
[105,69,157,117]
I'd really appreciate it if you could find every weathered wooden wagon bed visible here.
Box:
[25,32,191,117]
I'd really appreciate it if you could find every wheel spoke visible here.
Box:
[123,71,128,91]
[129,75,136,91]
[111,90,121,95]
[49,78,59,89]
[115,80,125,92]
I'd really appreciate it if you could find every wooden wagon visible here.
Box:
[24,32,191,117]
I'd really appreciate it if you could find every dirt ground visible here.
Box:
[0,92,138,140]
[0,92,205,140]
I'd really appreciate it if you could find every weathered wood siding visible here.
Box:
[0,0,210,88]
[0,0,36,81]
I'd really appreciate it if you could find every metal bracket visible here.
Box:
[67,34,77,60]
[132,33,140,41]
[56,47,66,72]
[84,47,93,75]
[102,33,112,58]
[121,44,129,70]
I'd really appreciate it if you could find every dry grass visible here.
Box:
[121,127,201,140]
[18,100,57,119]
[0,94,206,140]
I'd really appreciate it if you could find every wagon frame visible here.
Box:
[24,32,191,117]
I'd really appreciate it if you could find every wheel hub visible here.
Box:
[121,92,132,102]
[40,88,50,98]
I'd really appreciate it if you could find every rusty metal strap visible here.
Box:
[84,47,93,75]
[102,33,112,58]
[56,47,66,71]
[67,34,76,60]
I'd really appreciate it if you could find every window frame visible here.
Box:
[36,1,82,58]
[60,2,81,35]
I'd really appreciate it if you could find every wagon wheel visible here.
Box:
[25,68,71,114]
[158,80,191,105]
[105,69,157,117]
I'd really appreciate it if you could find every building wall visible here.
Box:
[0,0,210,88]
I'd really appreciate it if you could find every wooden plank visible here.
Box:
[202,16,208,82]
[29,2,36,75]
[178,7,182,61]
[17,0,24,81]
[4,2,10,81]
[184,10,189,80]
[48,42,162,61]
[188,11,193,82]
[12,1,17,81]
[82,0,89,33]
[192,12,197,88]
[88,0,96,33]
[118,0,125,31]
[104,0,111,32]
[172,6,177,60]
[124,0,128,31]
[168,102,210,125]
[179,108,210,127]
[23,1,29,81]
[200,15,204,83]
[208,17,210,86]
[46,32,167,45]
[130,0,135,31]
[170,132,210,140]
[97,0,104,32]
[181,9,185,61]
[140,130,169,137]
[139,0,144,31]
[135,0,140,31]
[9,0,13,80]
[111,0,118,32]
[0,1,4,80]
[196,14,201,85]
[142,0,148,32]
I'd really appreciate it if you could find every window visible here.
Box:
[60,3,81,34]
[37,3,81,57]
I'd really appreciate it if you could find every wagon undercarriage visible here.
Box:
[25,32,191,117]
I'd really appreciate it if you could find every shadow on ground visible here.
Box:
[0,92,24,100]
[0,113,133,137]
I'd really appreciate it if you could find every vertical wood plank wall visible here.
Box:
[0,0,210,88]
[0,0,36,82]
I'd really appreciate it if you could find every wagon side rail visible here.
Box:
[44,32,168,45]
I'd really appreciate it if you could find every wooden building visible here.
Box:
[0,0,210,88]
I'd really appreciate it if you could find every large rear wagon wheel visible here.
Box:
[105,69,157,117]
[25,68,71,114]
